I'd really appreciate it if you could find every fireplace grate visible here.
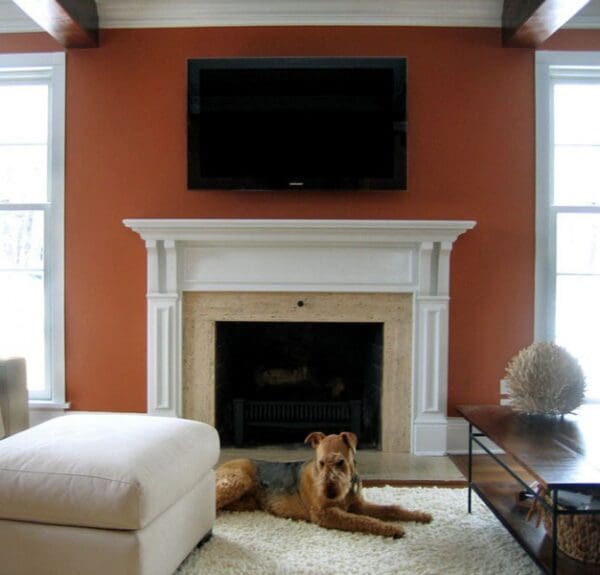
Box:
[233,399,361,446]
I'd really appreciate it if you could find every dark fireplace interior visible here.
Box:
[215,321,382,448]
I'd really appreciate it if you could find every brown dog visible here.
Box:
[215,431,432,538]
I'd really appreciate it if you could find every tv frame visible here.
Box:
[187,57,407,191]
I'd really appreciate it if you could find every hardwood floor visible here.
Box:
[450,454,535,484]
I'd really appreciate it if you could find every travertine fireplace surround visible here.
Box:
[183,292,411,451]
[124,219,475,454]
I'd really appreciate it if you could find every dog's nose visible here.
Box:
[326,485,337,499]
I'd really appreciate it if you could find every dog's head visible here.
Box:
[304,431,358,502]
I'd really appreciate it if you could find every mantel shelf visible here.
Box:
[123,218,476,244]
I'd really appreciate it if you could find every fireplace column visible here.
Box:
[413,241,453,453]
[146,239,180,417]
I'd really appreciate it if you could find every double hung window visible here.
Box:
[536,51,600,402]
[0,52,65,404]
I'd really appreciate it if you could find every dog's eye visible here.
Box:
[319,461,325,468]
[336,460,345,468]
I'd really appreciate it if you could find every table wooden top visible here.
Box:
[457,404,600,489]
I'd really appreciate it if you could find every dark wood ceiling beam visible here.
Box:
[502,0,592,47]
[11,0,99,48]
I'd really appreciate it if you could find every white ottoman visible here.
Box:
[0,413,220,575]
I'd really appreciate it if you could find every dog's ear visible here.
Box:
[304,431,326,448]
[340,432,358,454]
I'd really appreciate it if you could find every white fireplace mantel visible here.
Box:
[124,218,476,454]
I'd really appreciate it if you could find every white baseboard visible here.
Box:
[412,416,503,455]
[413,418,449,455]
[446,417,503,455]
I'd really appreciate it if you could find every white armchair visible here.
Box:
[0,358,29,438]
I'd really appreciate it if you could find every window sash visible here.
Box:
[0,205,48,399]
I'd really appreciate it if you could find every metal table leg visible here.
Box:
[551,489,558,575]
[468,422,473,513]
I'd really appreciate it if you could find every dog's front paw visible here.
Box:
[389,525,405,539]
[414,512,432,524]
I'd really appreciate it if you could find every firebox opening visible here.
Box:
[215,321,382,448]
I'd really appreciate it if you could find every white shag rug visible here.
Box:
[176,486,539,575]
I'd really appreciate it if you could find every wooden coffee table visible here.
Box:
[457,404,600,575]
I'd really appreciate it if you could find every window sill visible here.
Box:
[28,400,71,410]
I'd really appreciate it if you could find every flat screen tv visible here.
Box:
[187,57,407,190]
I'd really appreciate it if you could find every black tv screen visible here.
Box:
[187,57,407,190]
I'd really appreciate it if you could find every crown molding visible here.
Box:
[0,0,503,33]
[1,0,598,35]
[95,0,503,29]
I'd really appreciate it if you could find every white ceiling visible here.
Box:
[1,0,600,34]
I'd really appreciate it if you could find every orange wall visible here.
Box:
[2,26,600,415]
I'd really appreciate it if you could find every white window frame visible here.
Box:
[535,51,600,403]
[0,52,67,409]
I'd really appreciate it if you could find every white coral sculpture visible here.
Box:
[505,342,586,415]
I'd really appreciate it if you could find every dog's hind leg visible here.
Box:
[223,493,258,512]
[215,459,257,511]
